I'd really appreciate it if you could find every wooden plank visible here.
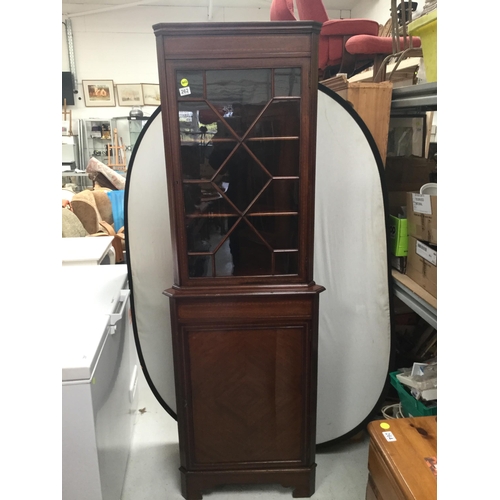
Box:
[319,74,348,92]
[424,111,434,159]
[392,269,437,310]
[348,57,420,84]
[345,82,393,165]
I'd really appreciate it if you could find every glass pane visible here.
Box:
[274,251,298,275]
[246,100,300,139]
[274,68,301,97]
[181,141,238,182]
[188,255,213,277]
[245,139,300,177]
[176,70,204,99]
[218,147,271,212]
[184,182,239,216]
[204,139,239,179]
[206,69,271,105]
[180,145,206,180]
[248,179,299,214]
[178,102,232,146]
[187,216,241,277]
[186,218,212,254]
[178,108,200,145]
[184,183,202,214]
[206,69,272,137]
[186,216,238,253]
[247,215,298,249]
[179,102,241,186]
[215,238,234,276]
[229,220,272,276]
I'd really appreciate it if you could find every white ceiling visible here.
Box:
[61,0,360,15]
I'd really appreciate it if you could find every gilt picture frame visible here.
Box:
[116,84,144,106]
[142,84,161,106]
[82,80,116,107]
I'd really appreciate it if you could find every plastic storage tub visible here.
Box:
[389,371,437,418]
[408,10,437,82]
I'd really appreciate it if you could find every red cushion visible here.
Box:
[317,19,380,69]
[318,36,331,68]
[270,0,296,21]
[324,36,346,67]
[320,19,379,37]
[345,34,421,55]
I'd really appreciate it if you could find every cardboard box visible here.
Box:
[406,192,437,245]
[389,215,408,256]
[406,236,437,298]
[385,156,437,212]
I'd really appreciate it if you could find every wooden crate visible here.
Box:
[321,76,393,165]
[366,416,437,499]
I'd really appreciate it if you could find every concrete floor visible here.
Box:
[121,370,371,500]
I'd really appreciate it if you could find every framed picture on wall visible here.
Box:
[142,84,161,106]
[82,80,116,107]
[116,84,144,106]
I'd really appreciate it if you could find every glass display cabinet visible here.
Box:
[76,117,150,172]
[77,119,113,169]
[154,21,323,499]
[111,116,150,170]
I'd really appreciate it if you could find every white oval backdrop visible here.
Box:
[314,87,391,443]
[125,112,177,418]
[125,85,392,443]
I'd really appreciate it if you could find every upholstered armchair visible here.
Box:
[291,0,422,81]
[270,0,296,21]
[294,0,380,78]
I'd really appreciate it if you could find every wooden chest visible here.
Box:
[366,416,437,500]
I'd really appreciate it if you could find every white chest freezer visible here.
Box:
[62,266,139,500]
[62,236,116,266]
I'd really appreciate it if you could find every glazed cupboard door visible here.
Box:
[154,22,323,500]
[176,67,303,281]
[155,23,321,288]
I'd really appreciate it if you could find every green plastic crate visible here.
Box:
[389,371,437,418]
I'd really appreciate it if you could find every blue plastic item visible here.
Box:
[107,190,125,231]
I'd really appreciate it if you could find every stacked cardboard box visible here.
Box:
[385,156,437,274]
[406,191,437,298]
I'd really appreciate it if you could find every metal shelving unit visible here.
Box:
[390,82,437,327]
[62,171,93,193]
[392,270,437,329]
[391,82,437,114]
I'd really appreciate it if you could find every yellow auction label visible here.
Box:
[180,78,189,87]
[380,422,391,430]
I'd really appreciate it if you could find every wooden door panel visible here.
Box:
[187,326,308,465]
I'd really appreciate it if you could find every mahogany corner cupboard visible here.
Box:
[153,21,324,499]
